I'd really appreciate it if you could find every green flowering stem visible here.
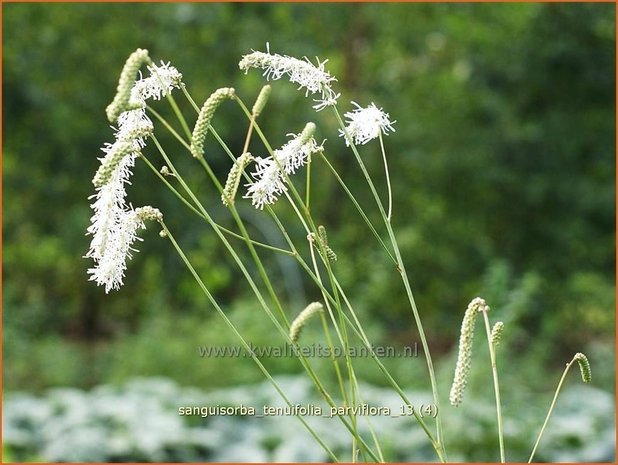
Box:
[481,310,505,463]
[305,232,362,461]
[308,223,362,462]
[186,89,434,460]
[349,368,386,463]
[215,224,295,255]
[332,105,446,462]
[152,134,380,461]
[153,130,356,446]
[159,221,339,462]
[240,86,270,155]
[378,133,393,222]
[233,93,442,461]
[316,296,351,416]
[231,94,365,461]
[140,154,202,217]
[154,98,380,461]
[269,206,440,453]
[528,353,592,463]
[278,167,364,460]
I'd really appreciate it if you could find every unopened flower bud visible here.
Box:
[252,85,271,117]
[190,88,236,159]
[289,302,324,343]
[106,48,151,123]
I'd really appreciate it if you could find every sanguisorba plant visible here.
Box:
[86,46,592,463]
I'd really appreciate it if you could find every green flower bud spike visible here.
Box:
[299,122,317,145]
[252,85,271,117]
[190,88,236,159]
[318,225,337,262]
[289,302,324,343]
[106,48,151,123]
[490,321,504,346]
[222,152,254,207]
[574,352,591,383]
[92,142,134,188]
[307,228,337,264]
[449,297,489,406]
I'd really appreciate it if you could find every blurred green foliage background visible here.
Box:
[2,3,615,459]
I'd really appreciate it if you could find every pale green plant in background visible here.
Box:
[85,46,594,463]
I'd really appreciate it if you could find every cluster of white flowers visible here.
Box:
[239,45,340,111]
[339,102,396,146]
[133,62,183,102]
[245,123,322,209]
[86,56,182,292]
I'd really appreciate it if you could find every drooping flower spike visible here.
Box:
[87,207,163,293]
[222,152,254,207]
[239,44,340,111]
[289,302,324,343]
[87,50,183,292]
[449,297,490,406]
[574,352,592,383]
[105,48,151,123]
[190,87,236,159]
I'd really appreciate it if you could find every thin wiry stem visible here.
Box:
[232,92,442,459]
[233,94,366,461]
[284,188,366,461]
[378,132,393,222]
[333,105,446,462]
[160,220,339,462]
[147,106,192,151]
[141,154,293,255]
[165,92,192,140]
[528,356,581,463]
[306,155,312,209]
[482,311,505,463]
[257,193,440,451]
[318,152,397,265]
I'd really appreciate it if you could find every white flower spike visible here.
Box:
[239,44,340,111]
[339,102,396,146]
[87,207,162,293]
[244,123,322,209]
[87,52,182,292]
[132,61,183,104]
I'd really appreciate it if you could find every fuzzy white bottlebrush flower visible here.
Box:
[239,45,340,111]
[87,152,137,260]
[87,207,162,293]
[245,157,288,210]
[245,123,322,209]
[86,54,182,292]
[338,102,396,146]
[87,209,146,293]
[132,61,183,103]
[87,111,148,263]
